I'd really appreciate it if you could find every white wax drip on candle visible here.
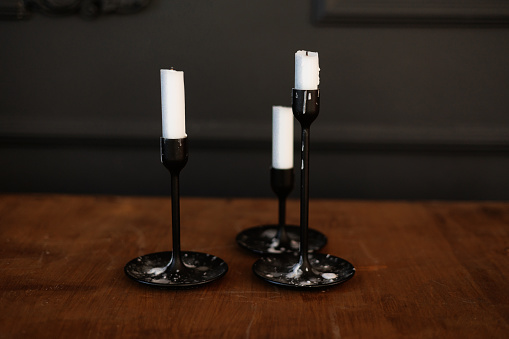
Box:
[272,106,294,169]
[294,50,320,90]
[161,69,186,139]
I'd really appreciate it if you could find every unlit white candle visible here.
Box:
[272,106,294,169]
[161,69,186,139]
[294,50,319,90]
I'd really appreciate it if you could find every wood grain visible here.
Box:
[0,195,508,338]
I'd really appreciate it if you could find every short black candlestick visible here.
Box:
[253,89,355,288]
[236,167,327,254]
[124,138,228,288]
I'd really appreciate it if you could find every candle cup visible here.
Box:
[124,137,228,288]
[235,168,327,254]
[252,89,355,288]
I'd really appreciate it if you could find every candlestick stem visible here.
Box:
[276,196,289,242]
[272,167,292,245]
[170,172,184,271]
[299,126,311,267]
[278,196,286,227]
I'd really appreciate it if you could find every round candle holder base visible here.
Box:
[236,224,327,255]
[252,252,354,289]
[124,251,228,289]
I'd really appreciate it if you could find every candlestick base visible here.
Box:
[252,252,354,289]
[236,225,327,254]
[124,251,228,288]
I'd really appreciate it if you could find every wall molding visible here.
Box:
[2,120,508,152]
[313,0,509,25]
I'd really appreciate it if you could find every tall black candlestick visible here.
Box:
[252,89,355,288]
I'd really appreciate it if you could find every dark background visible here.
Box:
[1,0,508,200]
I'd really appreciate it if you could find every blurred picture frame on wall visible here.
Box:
[313,0,509,25]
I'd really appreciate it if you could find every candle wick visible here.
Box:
[306,51,308,56]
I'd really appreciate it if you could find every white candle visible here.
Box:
[294,50,320,90]
[161,69,186,139]
[272,106,294,169]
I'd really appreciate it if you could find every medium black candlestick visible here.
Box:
[236,168,327,254]
[252,89,355,288]
[124,138,228,288]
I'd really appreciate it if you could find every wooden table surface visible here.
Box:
[0,194,508,338]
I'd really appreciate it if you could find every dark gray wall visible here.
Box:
[1,0,508,200]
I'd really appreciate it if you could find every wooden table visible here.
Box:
[0,195,508,338]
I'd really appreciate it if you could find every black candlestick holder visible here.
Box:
[253,89,355,288]
[124,137,228,288]
[236,168,327,254]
